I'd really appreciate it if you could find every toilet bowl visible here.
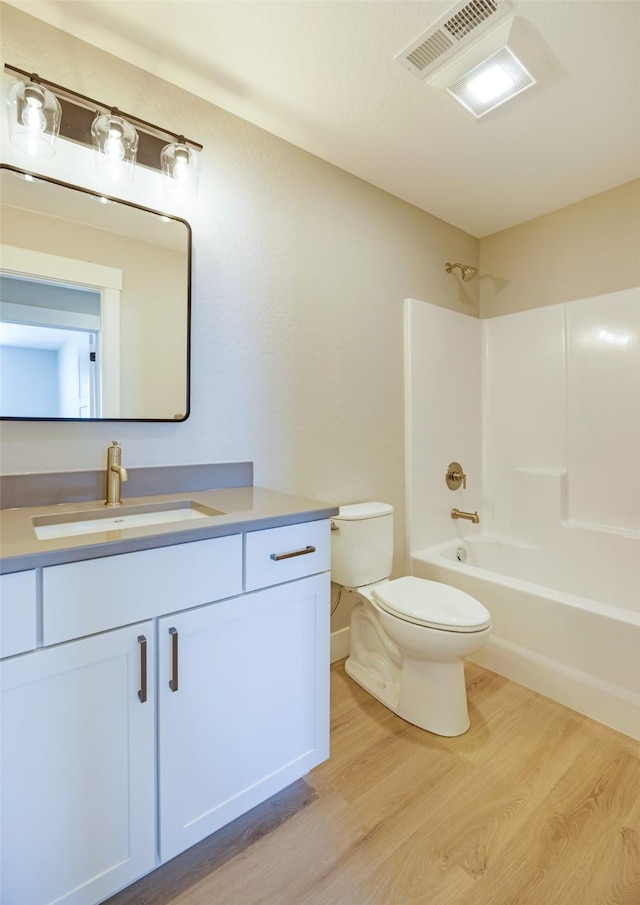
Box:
[332,503,491,737]
[346,576,490,736]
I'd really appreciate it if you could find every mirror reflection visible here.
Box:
[0,165,191,421]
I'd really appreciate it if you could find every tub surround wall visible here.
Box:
[404,299,481,560]
[566,292,639,533]
[407,290,639,608]
[482,288,639,611]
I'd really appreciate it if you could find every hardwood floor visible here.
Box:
[107,662,640,905]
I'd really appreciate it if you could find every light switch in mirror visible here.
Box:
[0,164,191,421]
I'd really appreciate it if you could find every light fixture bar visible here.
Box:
[4,63,203,172]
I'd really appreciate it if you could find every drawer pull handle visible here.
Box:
[270,545,316,562]
[137,635,148,704]
[169,627,179,692]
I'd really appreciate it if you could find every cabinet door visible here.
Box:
[0,623,156,905]
[158,572,330,862]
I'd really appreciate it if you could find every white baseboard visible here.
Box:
[330,626,350,663]
[469,636,640,741]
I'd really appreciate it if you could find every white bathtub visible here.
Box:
[412,539,640,740]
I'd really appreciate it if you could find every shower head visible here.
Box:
[445,262,478,282]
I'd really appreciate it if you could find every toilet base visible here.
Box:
[345,655,401,715]
[345,653,471,737]
[344,596,484,737]
[398,655,471,736]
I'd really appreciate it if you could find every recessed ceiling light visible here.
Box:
[417,16,547,119]
[447,45,535,117]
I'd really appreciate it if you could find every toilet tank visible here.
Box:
[331,502,394,587]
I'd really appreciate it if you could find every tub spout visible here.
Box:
[451,508,479,524]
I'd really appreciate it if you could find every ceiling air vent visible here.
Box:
[395,0,514,81]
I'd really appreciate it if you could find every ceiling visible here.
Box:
[5,0,640,237]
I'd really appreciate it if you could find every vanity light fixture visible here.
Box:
[6,75,61,157]
[160,139,200,202]
[4,64,203,195]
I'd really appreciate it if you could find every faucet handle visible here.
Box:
[107,440,122,467]
[446,462,467,490]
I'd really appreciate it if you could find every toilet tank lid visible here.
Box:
[336,502,393,520]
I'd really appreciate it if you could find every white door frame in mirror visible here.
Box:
[1,245,122,417]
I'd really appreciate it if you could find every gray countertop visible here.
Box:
[0,485,338,574]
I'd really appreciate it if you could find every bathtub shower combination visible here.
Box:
[405,289,640,739]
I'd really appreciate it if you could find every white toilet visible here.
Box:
[331,502,491,737]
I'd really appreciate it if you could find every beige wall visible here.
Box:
[479,179,640,318]
[0,4,479,579]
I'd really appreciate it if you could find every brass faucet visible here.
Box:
[451,508,479,524]
[106,441,128,506]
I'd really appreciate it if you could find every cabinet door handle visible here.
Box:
[137,635,148,703]
[169,627,179,692]
[270,545,316,561]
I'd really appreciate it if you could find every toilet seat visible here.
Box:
[371,576,491,633]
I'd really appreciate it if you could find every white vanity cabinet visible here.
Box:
[0,621,156,905]
[0,518,331,905]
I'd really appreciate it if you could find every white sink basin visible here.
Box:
[32,500,225,540]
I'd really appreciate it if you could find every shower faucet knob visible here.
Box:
[446,462,467,491]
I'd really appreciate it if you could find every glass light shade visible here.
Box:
[91,113,138,182]
[161,142,200,201]
[7,79,61,157]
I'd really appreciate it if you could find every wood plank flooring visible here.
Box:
[106,662,640,905]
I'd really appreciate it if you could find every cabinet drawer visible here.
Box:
[0,571,37,658]
[43,535,243,645]
[245,520,330,591]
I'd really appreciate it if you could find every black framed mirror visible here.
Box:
[0,164,191,421]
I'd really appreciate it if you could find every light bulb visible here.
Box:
[21,86,47,133]
[172,148,191,182]
[104,123,125,161]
